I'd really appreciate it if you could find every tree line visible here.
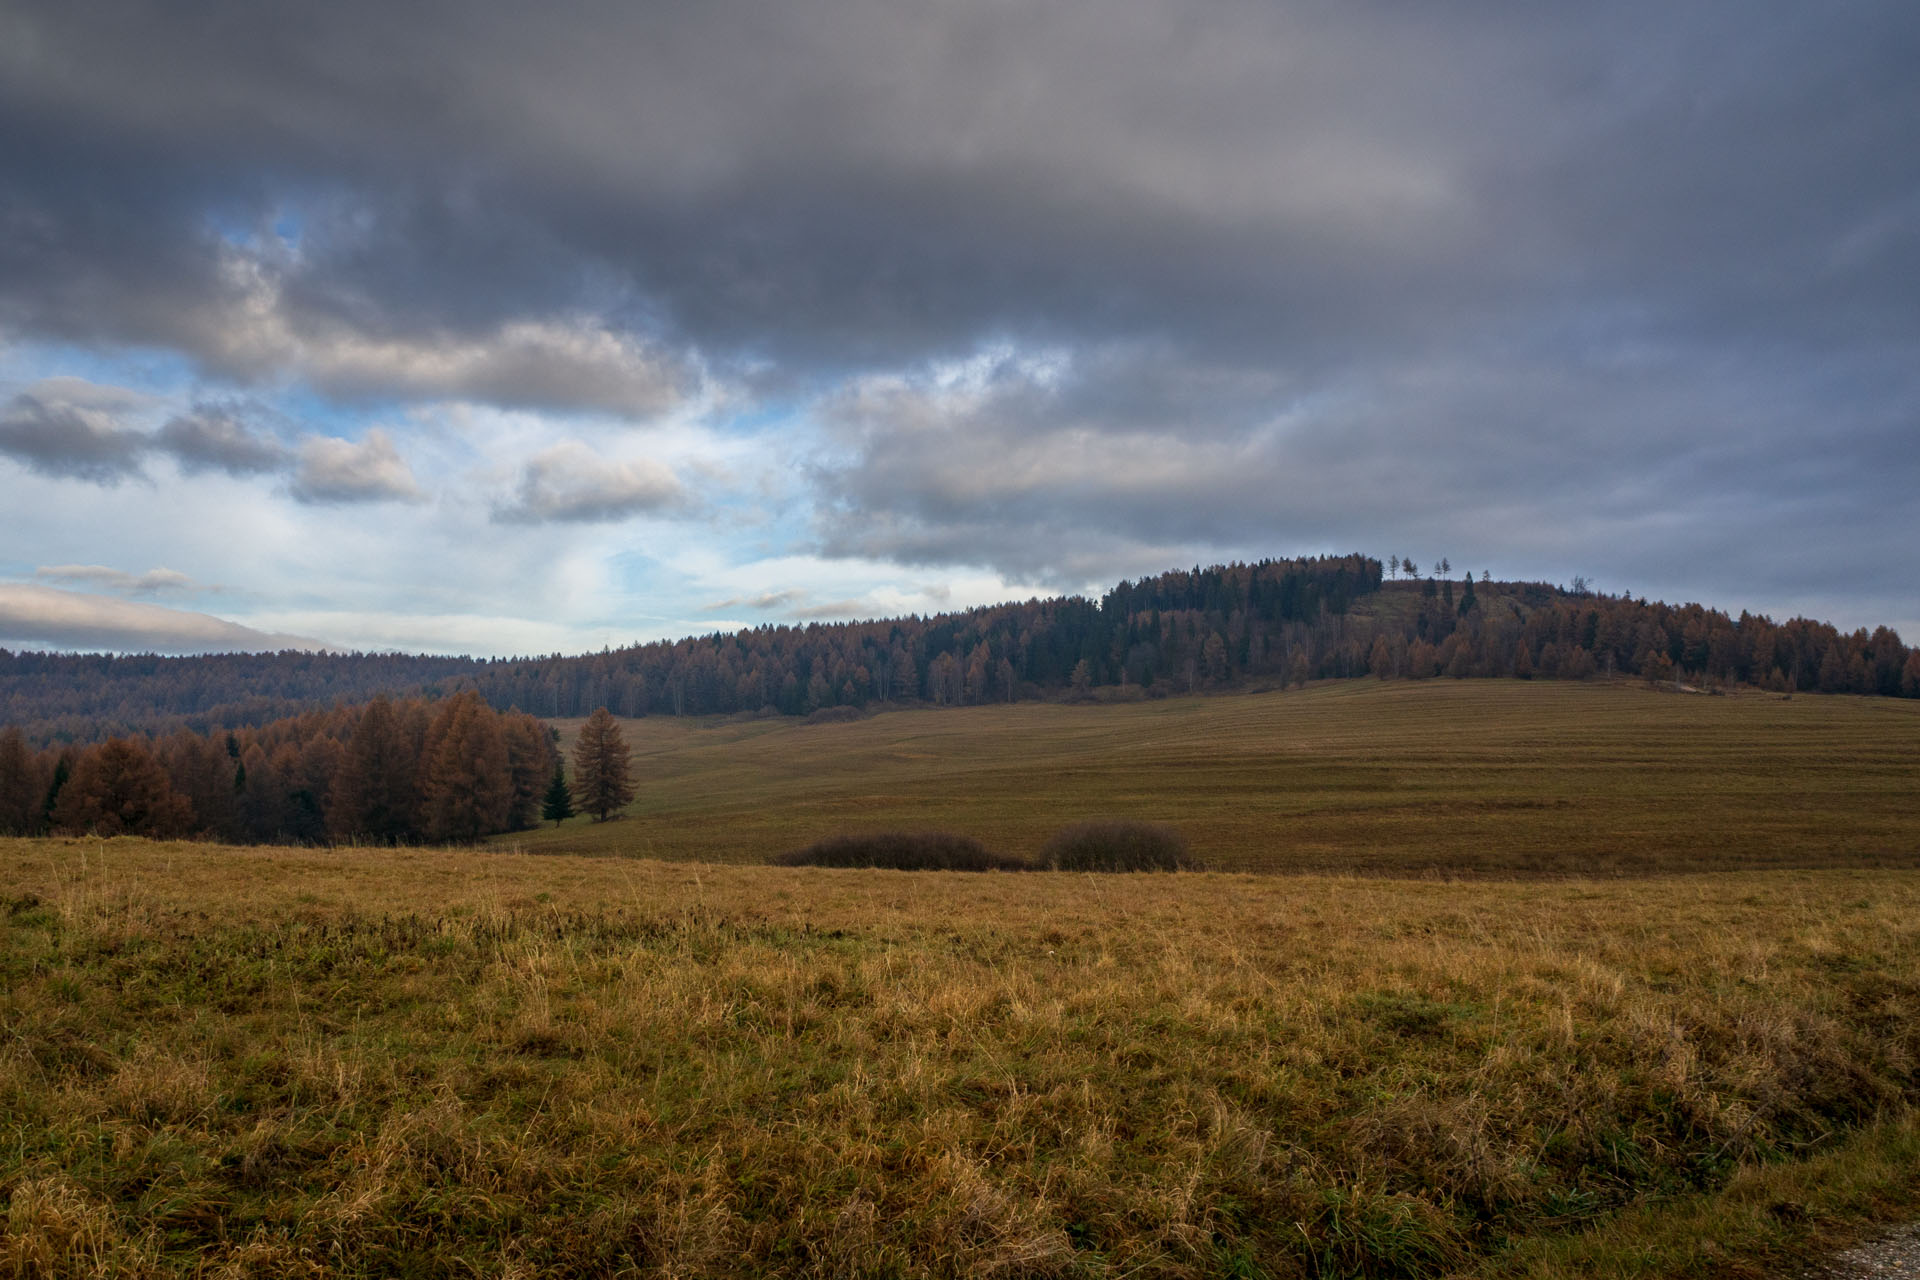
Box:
[0,692,586,843]
[4,555,1917,750]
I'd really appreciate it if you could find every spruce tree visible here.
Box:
[571,707,635,821]
[0,727,44,835]
[542,764,574,825]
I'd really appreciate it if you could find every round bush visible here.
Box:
[773,831,1034,871]
[1041,820,1197,872]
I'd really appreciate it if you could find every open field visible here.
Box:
[525,680,1920,873]
[3,840,1919,1277]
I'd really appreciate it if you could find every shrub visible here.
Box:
[773,831,1033,871]
[1041,820,1198,871]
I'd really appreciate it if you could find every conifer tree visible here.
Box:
[0,727,44,835]
[329,696,419,842]
[542,764,575,825]
[420,692,512,842]
[502,711,555,831]
[571,706,634,821]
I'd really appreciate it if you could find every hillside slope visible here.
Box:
[512,679,1920,875]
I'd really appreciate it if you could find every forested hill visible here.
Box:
[4,553,1917,745]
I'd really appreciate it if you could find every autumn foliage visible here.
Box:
[4,556,1917,750]
[569,707,634,821]
[0,694,554,843]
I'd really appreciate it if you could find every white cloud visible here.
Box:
[289,428,425,503]
[205,253,692,416]
[492,440,685,523]
[34,564,197,594]
[0,583,329,653]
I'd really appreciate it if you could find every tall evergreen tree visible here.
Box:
[542,764,575,825]
[0,726,43,835]
[571,707,635,821]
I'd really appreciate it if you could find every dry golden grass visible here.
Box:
[524,680,1920,874]
[3,838,1918,1276]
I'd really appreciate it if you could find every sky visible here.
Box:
[1,0,1915,657]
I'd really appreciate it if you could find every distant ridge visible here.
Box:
[2,555,1914,744]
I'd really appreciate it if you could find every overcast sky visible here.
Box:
[2,0,1915,656]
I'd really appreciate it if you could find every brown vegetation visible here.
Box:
[1041,820,1197,871]
[570,706,635,821]
[518,681,1920,876]
[773,831,1032,871]
[1,840,1917,1276]
[0,692,554,844]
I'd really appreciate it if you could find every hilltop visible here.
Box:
[2,554,1915,745]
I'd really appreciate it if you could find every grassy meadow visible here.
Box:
[4,680,1919,1276]
[525,679,1920,874]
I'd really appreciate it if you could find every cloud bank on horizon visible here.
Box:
[1,0,1915,656]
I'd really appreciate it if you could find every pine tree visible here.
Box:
[0,727,44,835]
[42,753,71,831]
[571,706,635,821]
[542,764,575,825]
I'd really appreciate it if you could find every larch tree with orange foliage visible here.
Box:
[570,707,634,821]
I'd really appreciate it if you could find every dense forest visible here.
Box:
[0,693,555,844]
[4,555,1917,753]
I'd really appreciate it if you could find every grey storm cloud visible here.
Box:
[0,383,350,487]
[155,405,292,475]
[809,342,1920,619]
[0,392,150,483]
[7,1,1914,366]
[1,0,1916,631]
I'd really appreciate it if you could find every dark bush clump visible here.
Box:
[1041,820,1199,871]
[773,832,1034,871]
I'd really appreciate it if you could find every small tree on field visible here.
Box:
[542,763,575,825]
[571,707,635,821]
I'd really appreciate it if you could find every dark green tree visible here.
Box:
[0,727,43,835]
[542,763,575,825]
